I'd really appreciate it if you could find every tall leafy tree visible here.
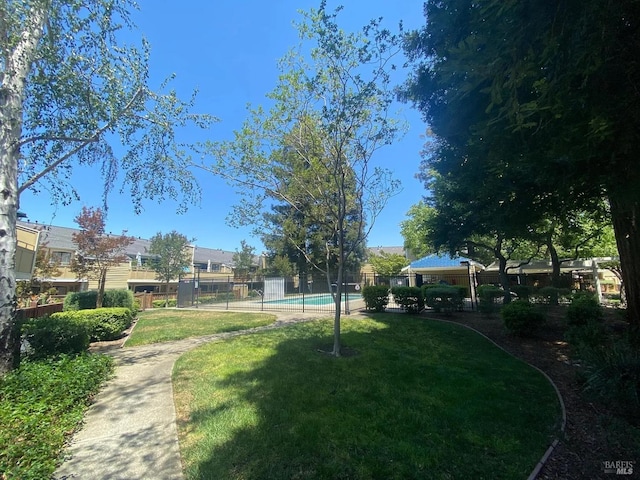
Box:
[203,4,403,356]
[368,251,408,277]
[147,231,192,307]
[400,201,436,259]
[232,240,256,281]
[0,1,213,372]
[402,0,640,323]
[70,207,134,308]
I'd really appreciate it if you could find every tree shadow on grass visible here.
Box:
[175,315,562,480]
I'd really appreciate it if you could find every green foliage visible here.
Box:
[565,321,609,353]
[64,289,134,312]
[147,231,192,284]
[0,354,113,480]
[567,293,604,326]
[510,285,533,302]
[153,299,178,308]
[64,291,98,311]
[534,286,572,305]
[368,251,408,277]
[390,286,424,313]
[422,285,464,314]
[51,308,133,342]
[580,338,640,419]
[477,285,504,315]
[21,316,90,359]
[361,285,389,312]
[102,289,135,311]
[400,201,436,259]
[501,301,546,337]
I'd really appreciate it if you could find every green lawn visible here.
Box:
[124,309,276,346]
[173,314,562,480]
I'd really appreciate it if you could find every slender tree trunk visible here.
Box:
[96,268,107,308]
[0,6,47,374]
[496,254,512,304]
[609,192,640,328]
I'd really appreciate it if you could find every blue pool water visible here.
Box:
[263,293,362,306]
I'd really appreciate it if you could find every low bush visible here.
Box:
[510,285,534,302]
[566,293,603,326]
[501,300,545,337]
[21,316,90,359]
[565,320,609,353]
[0,354,113,480]
[477,285,504,315]
[534,286,572,305]
[390,286,424,313]
[362,285,389,312]
[64,289,135,311]
[422,285,464,314]
[153,299,177,308]
[63,291,98,311]
[51,308,133,342]
[580,338,640,419]
[102,289,135,311]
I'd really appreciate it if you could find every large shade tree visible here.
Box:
[402,0,639,324]
[0,0,214,372]
[202,3,404,356]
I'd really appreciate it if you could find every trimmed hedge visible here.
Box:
[422,285,464,313]
[22,316,90,359]
[390,286,424,313]
[566,293,603,326]
[153,299,178,308]
[477,285,505,314]
[501,300,545,337]
[362,285,389,312]
[51,308,133,341]
[64,289,135,311]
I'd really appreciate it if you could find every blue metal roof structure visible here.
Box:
[403,253,484,271]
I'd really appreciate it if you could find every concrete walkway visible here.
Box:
[54,312,325,480]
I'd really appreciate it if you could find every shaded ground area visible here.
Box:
[433,307,639,480]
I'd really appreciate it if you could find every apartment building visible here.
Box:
[18,221,256,295]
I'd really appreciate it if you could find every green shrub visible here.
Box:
[63,291,98,311]
[565,320,609,353]
[0,354,113,480]
[534,286,572,305]
[510,285,533,302]
[362,285,389,312]
[477,285,504,315]
[52,308,133,341]
[390,286,424,313]
[501,300,545,337]
[102,289,135,310]
[566,293,603,326]
[422,285,464,314]
[580,338,640,418]
[21,316,90,359]
[153,299,177,308]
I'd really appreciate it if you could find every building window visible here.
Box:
[51,251,72,265]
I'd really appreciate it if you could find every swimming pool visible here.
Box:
[263,293,362,306]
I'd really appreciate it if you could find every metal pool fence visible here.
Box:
[176,272,494,313]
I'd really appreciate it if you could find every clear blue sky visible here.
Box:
[19,1,428,253]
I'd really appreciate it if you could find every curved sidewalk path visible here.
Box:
[54,312,324,480]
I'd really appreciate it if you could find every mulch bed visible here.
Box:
[426,307,639,480]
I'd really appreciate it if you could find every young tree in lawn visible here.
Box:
[147,231,192,307]
[203,4,403,356]
[0,1,213,372]
[233,240,256,282]
[70,207,134,309]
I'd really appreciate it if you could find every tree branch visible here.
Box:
[18,87,144,195]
